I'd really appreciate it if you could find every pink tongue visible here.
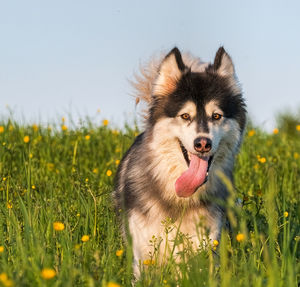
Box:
[175,154,208,197]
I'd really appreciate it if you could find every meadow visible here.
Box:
[0,114,299,287]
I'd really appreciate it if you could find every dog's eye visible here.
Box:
[212,113,222,120]
[181,113,191,121]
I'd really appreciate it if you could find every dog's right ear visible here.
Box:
[153,47,185,97]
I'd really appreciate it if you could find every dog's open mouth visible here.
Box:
[175,141,213,198]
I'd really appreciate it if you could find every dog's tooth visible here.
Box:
[188,152,191,161]
[206,172,208,176]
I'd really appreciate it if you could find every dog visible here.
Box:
[114,47,246,275]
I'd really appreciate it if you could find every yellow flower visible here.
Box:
[294,152,299,159]
[107,282,121,287]
[102,119,109,126]
[3,177,6,181]
[85,178,89,182]
[61,125,68,131]
[62,117,66,123]
[284,211,288,218]
[0,273,8,282]
[115,160,120,165]
[92,168,98,174]
[248,130,255,137]
[143,259,155,265]
[23,136,30,143]
[213,240,219,247]
[81,235,90,242]
[236,233,245,242]
[296,125,300,131]
[273,128,279,134]
[53,221,65,231]
[32,185,36,189]
[259,157,266,163]
[41,268,56,280]
[0,273,13,286]
[29,153,33,158]
[0,126,4,133]
[116,249,123,257]
[32,124,38,132]
[0,246,4,253]
[106,170,112,177]
[7,202,12,209]
[85,135,90,140]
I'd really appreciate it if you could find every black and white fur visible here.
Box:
[114,47,246,275]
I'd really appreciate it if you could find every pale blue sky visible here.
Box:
[1,0,299,130]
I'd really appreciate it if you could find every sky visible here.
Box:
[1,0,300,130]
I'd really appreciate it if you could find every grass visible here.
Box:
[0,117,299,286]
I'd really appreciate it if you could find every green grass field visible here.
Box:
[0,115,299,287]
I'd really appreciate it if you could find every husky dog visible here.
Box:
[114,47,246,274]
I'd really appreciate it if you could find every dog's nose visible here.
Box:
[194,137,212,153]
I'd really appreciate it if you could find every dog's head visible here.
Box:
[144,47,246,198]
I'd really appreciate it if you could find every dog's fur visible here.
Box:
[114,47,246,274]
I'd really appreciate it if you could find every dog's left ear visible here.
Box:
[213,47,235,77]
[153,47,186,97]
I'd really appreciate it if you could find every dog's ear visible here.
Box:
[153,47,185,97]
[213,47,235,77]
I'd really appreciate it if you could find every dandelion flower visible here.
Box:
[143,259,155,265]
[102,119,109,126]
[248,130,255,137]
[81,235,90,242]
[61,125,68,131]
[0,273,8,281]
[7,202,12,209]
[41,268,56,280]
[0,273,13,286]
[213,240,219,247]
[236,233,245,242]
[115,160,120,165]
[53,221,65,231]
[259,157,266,163]
[2,177,6,181]
[85,178,89,182]
[85,135,90,140]
[296,125,300,131]
[294,152,299,159]
[106,170,112,177]
[0,126,4,133]
[107,282,121,287]
[32,185,36,189]
[32,124,38,132]
[273,128,279,134]
[116,249,123,257]
[284,211,288,218]
[23,136,30,143]
[0,246,4,253]
[92,168,98,174]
